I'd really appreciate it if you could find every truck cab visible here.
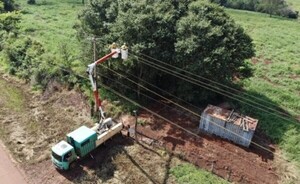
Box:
[51,126,97,170]
[51,140,76,170]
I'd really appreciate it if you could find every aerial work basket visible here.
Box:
[121,43,128,60]
[110,42,120,58]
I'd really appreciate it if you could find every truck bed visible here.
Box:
[91,120,123,147]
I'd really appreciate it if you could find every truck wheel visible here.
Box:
[70,162,76,170]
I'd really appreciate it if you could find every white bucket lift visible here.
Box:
[121,43,128,60]
[110,42,120,58]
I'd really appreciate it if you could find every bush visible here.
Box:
[27,0,36,5]
[0,0,17,12]
[279,7,299,19]
[211,0,298,19]
[4,37,45,81]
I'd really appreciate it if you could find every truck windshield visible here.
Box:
[52,151,62,162]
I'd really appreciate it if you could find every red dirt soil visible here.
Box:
[122,104,279,184]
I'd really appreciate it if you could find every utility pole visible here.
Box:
[133,110,138,141]
[87,36,100,119]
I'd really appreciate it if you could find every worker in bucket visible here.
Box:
[109,42,119,58]
[121,43,128,60]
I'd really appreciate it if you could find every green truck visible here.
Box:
[51,118,123,170]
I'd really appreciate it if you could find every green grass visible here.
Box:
[170,164,229,184]
[16,0,83,58]
[287,0,300,11]
[0,79,24,112]
[228,9,300,116]
[226,9,300,167]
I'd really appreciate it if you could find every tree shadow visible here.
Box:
[121,147,160,184]
[233,90,300,162]
[65,0,85,5]
[35,1,55,6]
[138,89,300,165]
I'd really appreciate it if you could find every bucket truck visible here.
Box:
[51,44,128,170]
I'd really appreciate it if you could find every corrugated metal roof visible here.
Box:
[203,105,258,131]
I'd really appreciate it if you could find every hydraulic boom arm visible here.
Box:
[86,51,117,124]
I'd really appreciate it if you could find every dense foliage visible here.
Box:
[27,0,36,5]
[78,0,255,104]
[0,2,82,89]
[0,0,17,12]
[210,0,299,18]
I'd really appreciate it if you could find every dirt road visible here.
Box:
[0,141,27,184]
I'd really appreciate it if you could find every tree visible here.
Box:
[0,11,20,33]
[0,0,16,12]
[78,0,255,104]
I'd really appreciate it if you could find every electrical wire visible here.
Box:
[97,74,288,163]
[100,81,278,182]
[45,43,285,160]
[133,53,289,117]
[100,65,289,162]
[131,54,298,124]
[93,38,297,122]
[45,59,289,164]
[94,39,298,125]
[112,67,204,113]
[137,52,298,115]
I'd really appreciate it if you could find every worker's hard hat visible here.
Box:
[110,42,118,49]
[121,43,128,50]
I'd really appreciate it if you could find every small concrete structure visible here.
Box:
[199,105,258,147]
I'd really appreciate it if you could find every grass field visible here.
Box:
[226,9,300,115]
[0,79,24,112]
[287,0,300,11]
[226,8,300,167]
[170,164,229,184]
[16,0,82,58]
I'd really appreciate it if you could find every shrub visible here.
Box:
[27,0,36,5]
[279,7,299,19]
[4,37,45,81]
[211,0,298,19]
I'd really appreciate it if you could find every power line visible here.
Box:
[100,65,288,162]
[99,73,274,168]
[112,67,204,113]
[132,53,290,117]
[86,38,298,125]
[46,59,289,164]
[97,75,288,163]
[138,52,298,115]
[131,54,298,124]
